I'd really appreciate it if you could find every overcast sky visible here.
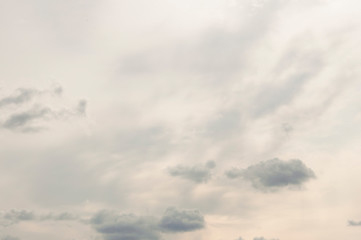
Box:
[1,0,361,240]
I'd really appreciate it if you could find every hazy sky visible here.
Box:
[1,0,361,240]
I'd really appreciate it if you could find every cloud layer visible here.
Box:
[1,0,361,239]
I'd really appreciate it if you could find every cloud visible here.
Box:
[2,106,52,131]
[168,161,216,183]
[1,236,20,240]
[0,209,78,226]
[2,209,35,223]
[159,207,205,233]
[225,168,243,179]
[0,86,87,132]
[0,86,62,108]
[116,0,283,79]
[39,212,78,221]
[0,88,38,108]
[253,237,279,240]
[348,220,361,226]
[90,210,160,240]
[76,99,87,115]
[90,207,205,240]
[226,158,315,190]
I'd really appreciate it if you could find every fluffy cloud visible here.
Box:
[90,207,205,240]
[168,161,216,183]
[159,207,205,232]
[226,158,315,190]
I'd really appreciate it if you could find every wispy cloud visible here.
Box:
[348,220,361,226]
[0,86,86,133]
[0,209,78,226]
[168,161,216,183]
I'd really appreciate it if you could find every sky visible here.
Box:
[0,0,361,239]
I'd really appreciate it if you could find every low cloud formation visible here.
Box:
[2,106,51,131]
[2,210,35,224]
[226,158,315,190]
[39,212,78,221]
[0,88,38,108]
[234,237,278,240]
[76,99,87,115]
[91,210,160,240]
[225,168,243,179]
[0,86,86,132]
[159,207,205,233]
[0,209,78,226]
[1,236,20,240]
[253,237,279,240]
[168,161,216,183]
[348,220,361,226]
[90,207,205,240]
[0,86,62,108]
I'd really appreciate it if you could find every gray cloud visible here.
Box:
[159,207,205,233]
[2,106,52,131]
[226,158,315,190]
[90,207,205,240]
[0,209,78,226]
[1,236,20,240]
[348,220,361,226]
[76,99,87,115]
[253,237,279,240]
[39,212,78,221]
[0,86,87,132]
[90,210,160,240]
[225,168,243,179]
[168,161,216,183]
[2,209,35,223]
[0,86,62,108]
[0,88,38,108]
